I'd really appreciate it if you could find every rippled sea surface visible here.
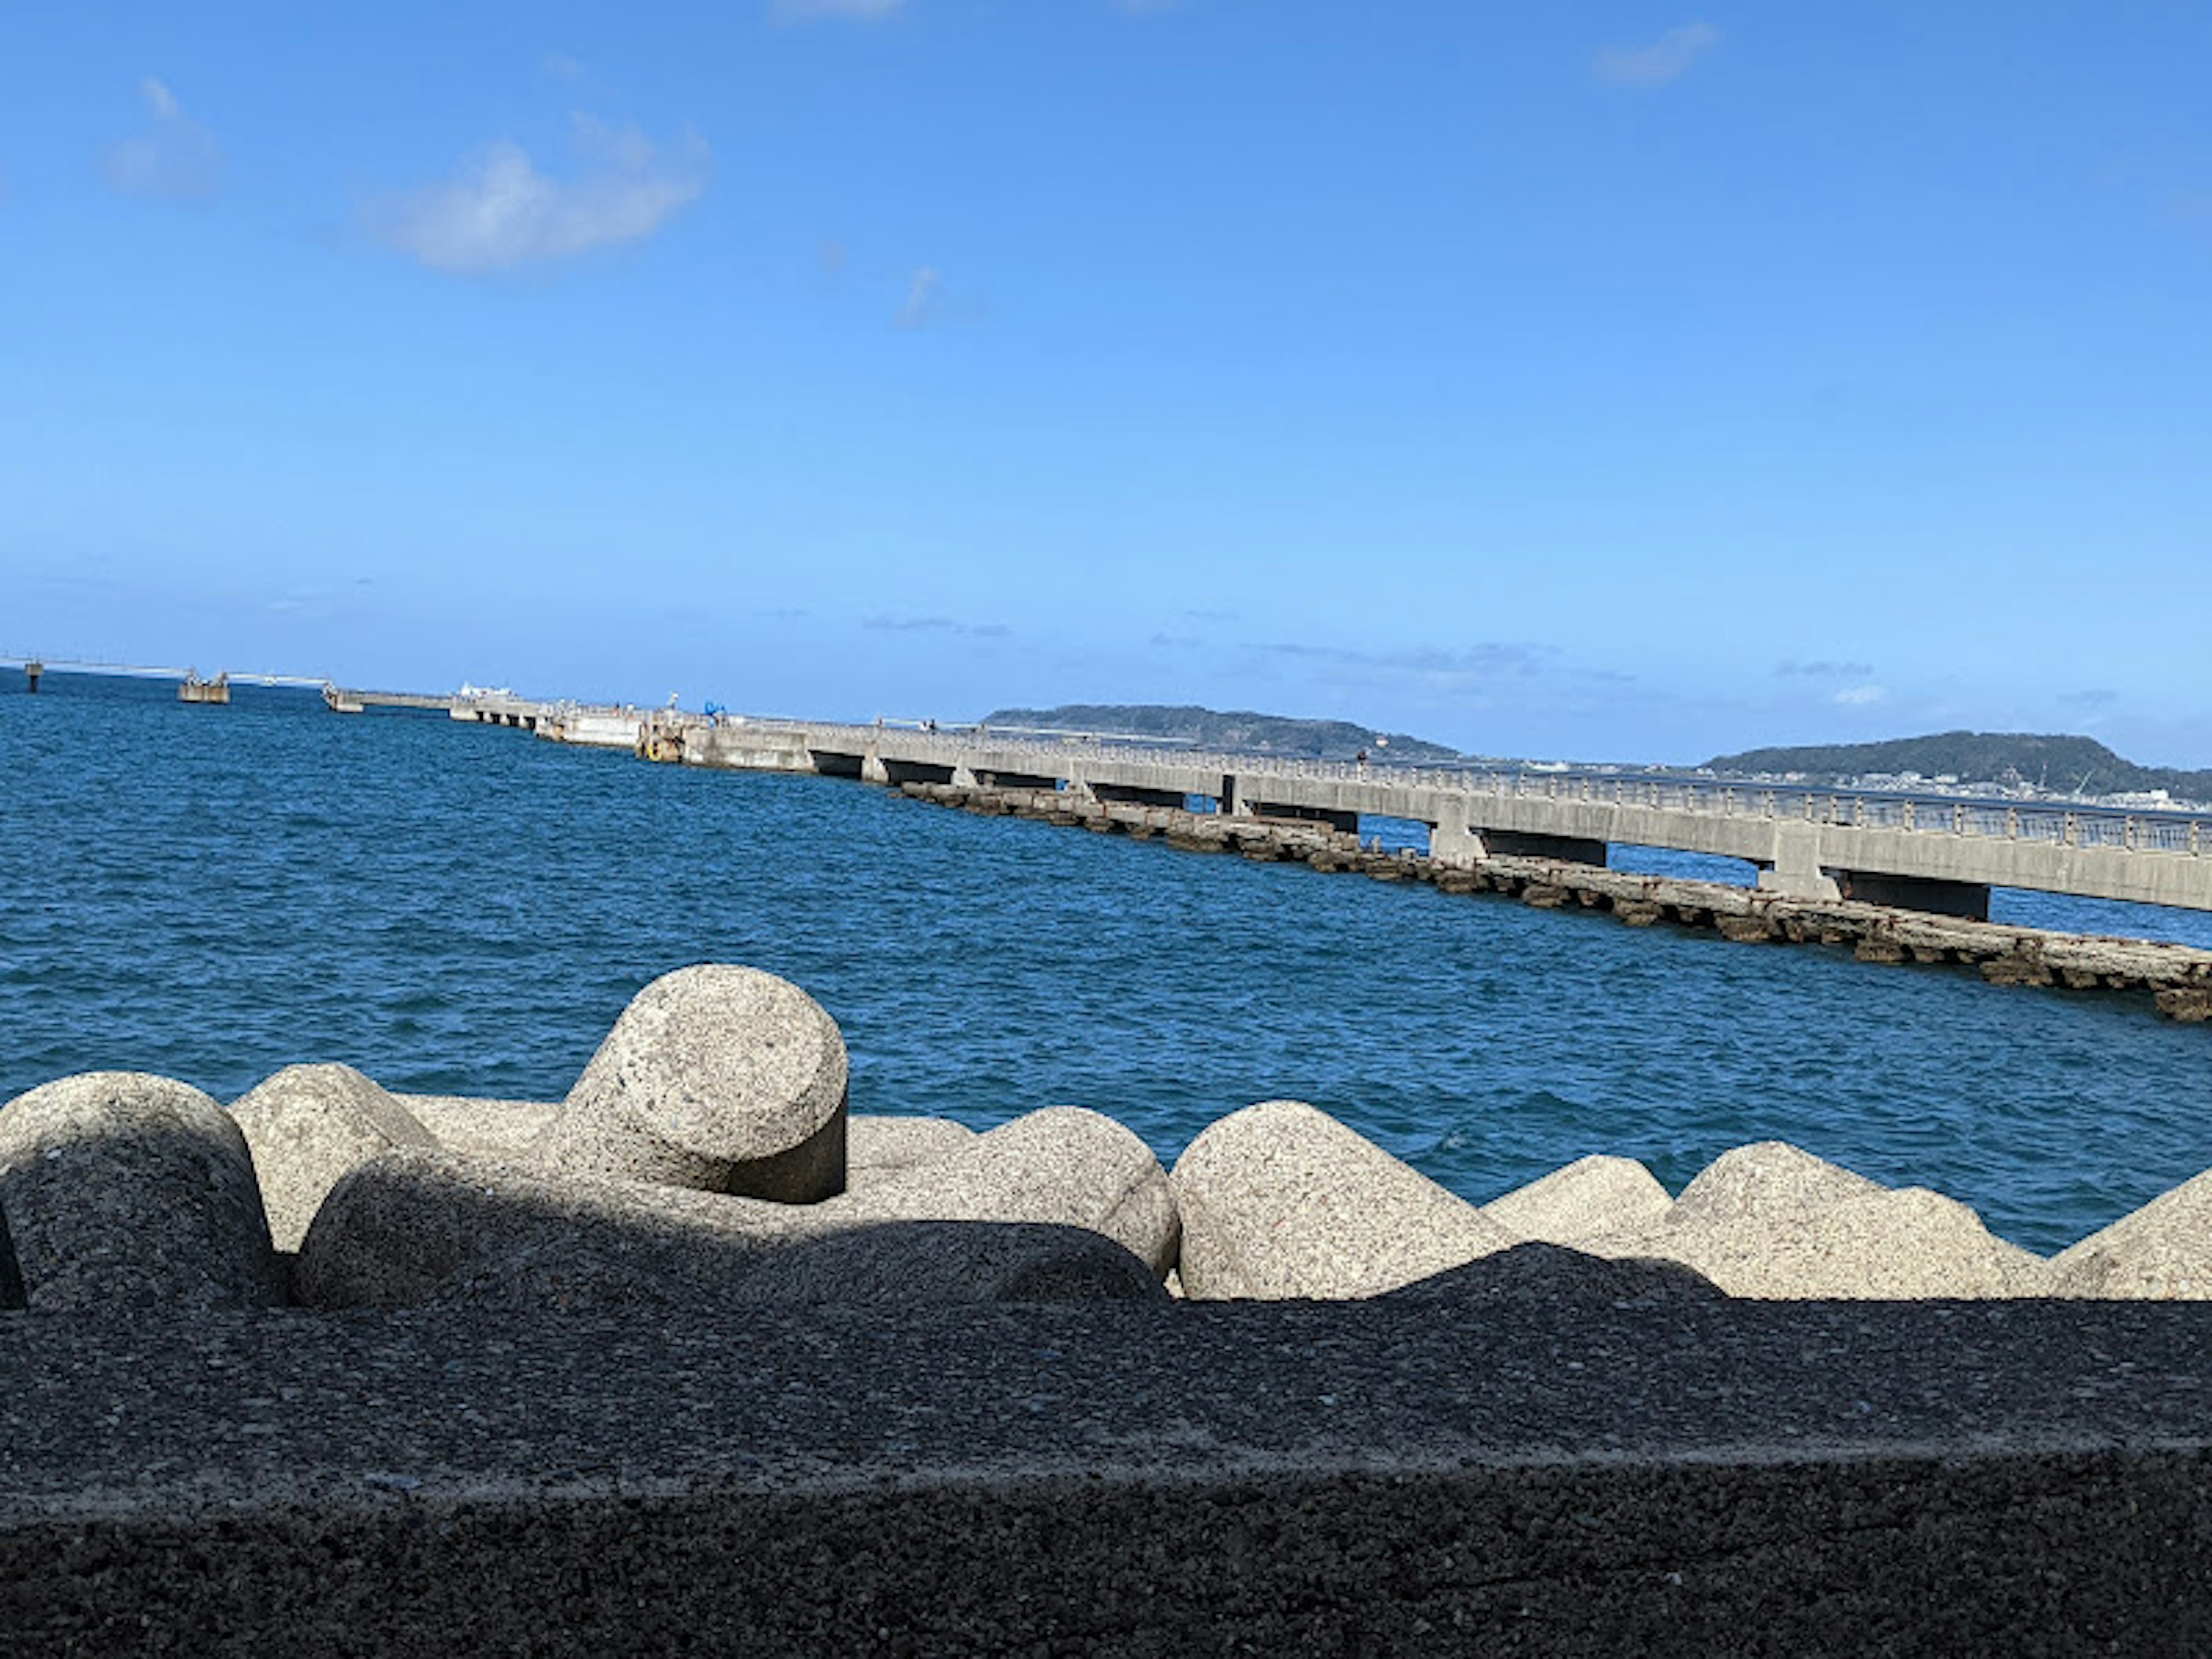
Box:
[4,673,2208,1254]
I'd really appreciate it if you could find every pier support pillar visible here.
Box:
[1755,823,1844,902]
[1430,800,1482,868]
[861,752,891,786]
[23,661,40,694]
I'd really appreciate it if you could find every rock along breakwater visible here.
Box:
[5,964,2212,1651]
[894,779,2212,1022]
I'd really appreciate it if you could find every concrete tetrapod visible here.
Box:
[1172,1100,1519,1300]
[303,1110,1185,1318]
[1585,1141,2051,1300]
[2051,1167,2212,1298]
[1482,1154,1673,1245]
[844,1115,979,1190]
[531,964,849,1203]
[397,1095,560,1161]
[835,1107,1179,1278]
[430,1220,1167,1313]
[230,1063,437,1252]
[0,1072,287,1311]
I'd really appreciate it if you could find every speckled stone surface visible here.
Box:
[230,1065,435,1252]
[1483,1154,1674,1245]
[2052,1166,2212,1297]
[1589,1142,2050,1300]
[846,1106,1179,1278]
[0,1072,286,1312]
[844,1115,978,1188]
[1173,1100,1517,1298]
[2,1297,2210,1653]
[531,965,849,1202]
[395,1095,560,1161]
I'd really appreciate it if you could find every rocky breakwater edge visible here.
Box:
[4,963,2210,1319]
[899,779,2212,1023]
[8,965,2212,1652]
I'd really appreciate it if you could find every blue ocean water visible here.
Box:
[3,672,2207,1255]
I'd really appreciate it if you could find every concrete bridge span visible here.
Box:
[689,721,2212,919]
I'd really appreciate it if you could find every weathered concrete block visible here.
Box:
[433,1221,1166,1313]
[0,1072,287,1311]
[844,1115,978,1191]
[532,964,849,1203]
[1172,1100,1517,1300]
[1482,1154,1673,1245]
[231,1064,435,1252]
[1387,1240,1723,1305]
[297,1146,1166,1313]
[849,1107,1179,1278]
[1588,1141,2050,1300]
[2052,1168,2212,1298]
[294,1147,797,1310]
[397,1095,560,1161]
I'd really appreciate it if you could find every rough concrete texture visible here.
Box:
[531,964,849,1202]
[395,1094,559,1160]
[1387,1240,1724,1306]
[2051,1166,2212,1297]
[1173,1100,1518,1298]
[0,1205,20,1309]
[429,1219,1166,1313]
[844,1113,978,1188]
[0,1071,286,1312]
[4,1298,2212,1654]
[292,1147,798,1310]
[229,1064,436,1252]
[296,1134,1174,1312]
[840,1106,1180,1277]
[1589,1143,2048,1300]
[1483,1153,1673,1244]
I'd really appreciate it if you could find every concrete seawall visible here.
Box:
[6,1298,2211,1654]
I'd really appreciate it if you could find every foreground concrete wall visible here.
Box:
[5,1297,2210,1654]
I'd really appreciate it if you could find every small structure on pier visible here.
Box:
[179,672,231,706]
[22,660,40,694]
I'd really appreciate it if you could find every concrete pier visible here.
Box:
[177,672,231,706]
[673,719,2212,917]
[882,777,2212,1017]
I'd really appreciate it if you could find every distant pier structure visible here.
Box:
[22,660,39,694]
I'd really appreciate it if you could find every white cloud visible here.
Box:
[896,264,947,329]
[366,116,710,275]
[774,0,906,18]
[1834,684,1888,707]
[102,75,224,199]
[1593,22,1720,87]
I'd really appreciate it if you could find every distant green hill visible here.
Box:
[1705,730,2212,802]
[978,703,1461,763]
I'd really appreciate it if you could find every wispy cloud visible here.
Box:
[1776,658,1876,679]
[1258,641,1557,681]
[896,264,948,329]
[102,76,224,200]
[864,615,1012,638]
[1593,22,1720,87]
[541,53,587,85]
[365,116,710,275]
[774,0,906,18]
[2060,688,2120,710]
[1833,684,1887,707]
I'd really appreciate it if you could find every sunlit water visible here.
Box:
[3,673,2207,1255]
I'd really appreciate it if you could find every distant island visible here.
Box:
[978,703,1461,764]
[1705,731,2212,805]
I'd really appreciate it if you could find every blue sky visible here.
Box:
[3,2,2207,765]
